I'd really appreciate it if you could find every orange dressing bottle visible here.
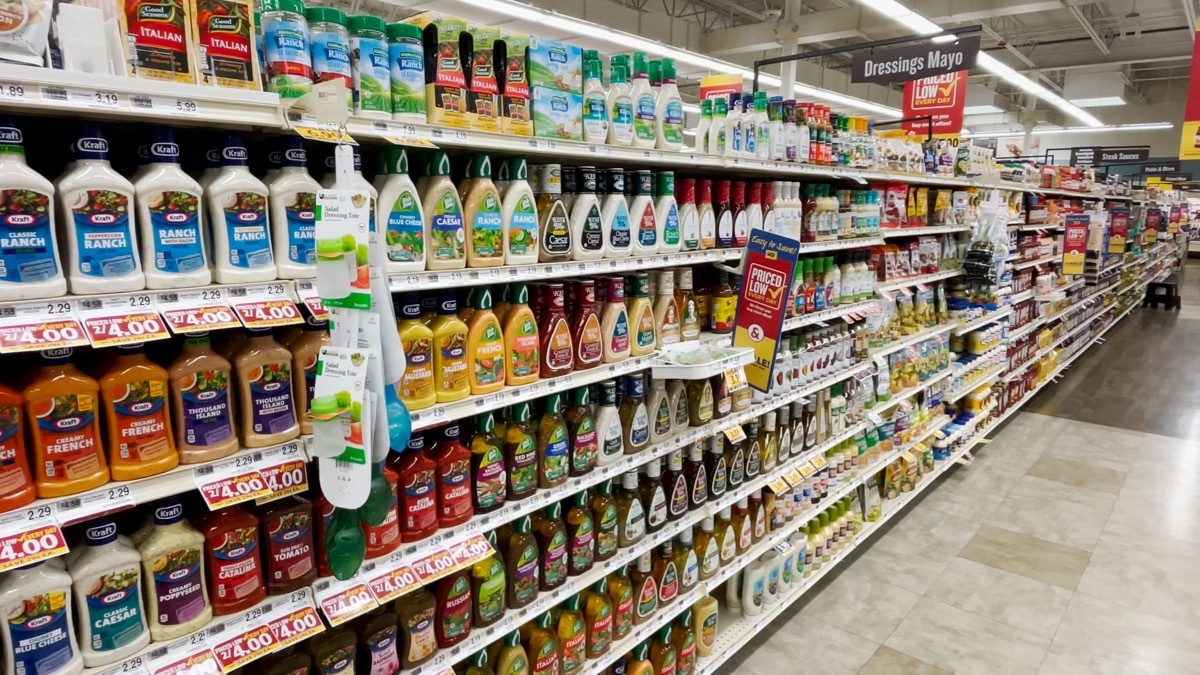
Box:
[503,283,540,386]
[23,348,108,498]
[0,384,34,512]
[100,344,179,481]
[467,286,505,395]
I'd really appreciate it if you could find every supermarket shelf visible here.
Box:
[407,354,658,430]
[1005,317,1044,343]
[798,237,884,253]
[387,249,743,292]
[1036,303,1116,359]
[872,368,953,415]
[868,322,956,359]
[952,307,1012,336]
[780,299,879,332]
[943,365,1004,401]
[880,225,972,238]
[1012,254,1059,270]
[873,269,965,293]
[935,403,996,448]
[1036,277,1086,299]
[1011,222,1061,232]
[1008,289,1034,304]
[1043,290,1105,323]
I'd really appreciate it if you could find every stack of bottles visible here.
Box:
[786,253,876,320]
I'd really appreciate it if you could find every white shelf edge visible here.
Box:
[951,307,1012,336]
[880,225,972,238]
[873,269,965,293]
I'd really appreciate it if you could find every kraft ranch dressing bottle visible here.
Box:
[0,561,84,675]
[69,518,150,667]
[57,124,144,294]
[0,117,66,301]
[135,126,211,290]
[208,132,276,283]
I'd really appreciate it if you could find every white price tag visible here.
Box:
[0,82,27,102]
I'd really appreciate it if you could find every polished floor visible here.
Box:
[718,260,1200,674]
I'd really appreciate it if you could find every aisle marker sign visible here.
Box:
[1108,208,1130,254]
[1062,215,1089,275]
[732,230,799,392]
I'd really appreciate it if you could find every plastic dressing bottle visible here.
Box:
[629,171,657,256]
[500,157,538,266]
[70,519,150,667]
[654,172,680,254]
[139,498,212,641]
[268,136,320,279]
[582,59,608,145]
[0,561,83,675]
[208,132,274,282]
[58,124,144,293]
[569,167,604,260]
[0,117,65,301]
[169,333,239,464]
[630,52,657,149]
[655,58,684,151]
[376,147,426,273]
[459,153,504,268]
[24,348,107,499]
[606,63,634,147]
[601,169,631,258]
[136,127,209,289]
[100,344,178,481]
[422,151,466,270]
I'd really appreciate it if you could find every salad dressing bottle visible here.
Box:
[629,552,658,625]
[655,58,684,151]
[503,403,537,501]
[200,505,265,615]
[630,52,657,149]
[601,277,631,363]
[422,151,466,270]
[557,595,586,675]
[664,450,689,522]
[528,612,560,675]
[569,167,604,260]
[694,517,719,580]
[607,63,634,147]
[675,268,701,341]
[538,282,574,377]
[376,146,426,274]
[654,172,681,253]
[396,292,437,410]
[459,154,504,268]
[600,169,632,258]
[537,393,569,488]
[571,280,604,370]
[696,179,716,250]
[594,380,624,466]
[136,126,209,288]
[591,479,619,561]
[647,378,673,445]
[471,412,506,514]
[267,136,320,279]
[536,165,571,262]
[289,318,329,435]
[71,519,150,666]
[169,333,239,464]
[100,344,178,480]
[629,171,658,256]
[583,579,613,658]
[500,157,538,265]
[502,283,539,386]
[619,374,650,454]
[626,273,655,356]
[397,432,438,542]
[615,470,646,547]
[641,460,668,534]
[683,442,708,511]
[566,387,597,477]
[704,437,727,500]
[494,631,529,675]
[207,132,274,283]
[505,516,539,609]
[606,565,634,641]
[467,286,505,394]
[677,177,699,251]
[714,507,737,565]
[566,491,595,577]
[650,626,677,675]
[535,503,568,591]
[652,271,681,347]
[707,97,727,157]
[431,291,470,402]
[582,59,609,144]
[234,329,299,447]
[714,180,733,248]
[0,117,65,301]
[395,587,437,668]
[433,571,472,648]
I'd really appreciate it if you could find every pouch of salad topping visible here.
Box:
[190,0,260,89]
[121,0,197,82]
[0,0,52,66]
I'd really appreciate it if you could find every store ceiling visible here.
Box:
[336,0,1195,129]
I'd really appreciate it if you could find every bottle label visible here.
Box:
[767,564,779,596]
[613,587,633,637]
[673,394,690,429]
[699,210,716,247]
[578,313,603,364]
[543,423,569,483]
[750,575,764,608]
[145,190,206,273]
[701,612,718,647]
[474,444,506,510]
[669,475,688,517]
[84,567,144,651]
[0,188,57,283]
[71,189,138,278]
[402,606,436,664]
[543,529,568,586]
[634,94,656,141]
[544,316,572,372]
[561,617,586,673]
[716,211,732,244]
[660,202,681,247]
[711,296,736,331]
[611,96,634,143]
[541,203,571,256]
[150,545,206,624]
[470,191,504,260]
[610,202,631,249]
[266,508,314,584]
[429,189,465,262]
[635,308,655,351]
[624,499,645,541]
[691,465,707,507]
[385,189,423,263]
[653,397,671,437]
[402,467,437,533]
[510,316,539,379]
[210,525,261,601]
[636,576,657,618]
[438,456,471,522]
[310,27,352,88]
[533,639,560,675]
[664,99,684,144]
[597,503,618,556]
[601,417,623,461]
[34,392,102,483]
[0,403,23,495]
[365,624,400,675]
[754,510,766,539]
[658,561,678,603]
[679,637,696,675]
[584,92,608,139]
[581,204,604,252]
[701,538,719,575]
[610,310,630,356]
[473,320,504,386]
[715,127,726,154]
[745,447,760,478]
[389,38,425,116]
[106,378,171,463]
[442,574,471,640]
[734,211,748,244]
[719,526,736,561]
[248,361,295,435]
[512,544,539,604]
[570,514,594,572]
[736,517,752,550]
[508,435,537,496]
[571,417,597,474]
[349,33,390,113]
[744,121,757,155]
[509,194,538,257]
[400,333,434,403]
[682,549,699,589]
[263,15,313,94]
[589,606,612,655]
[630,403,649,447]
[436,328,468,396]
[218,191,272,269]
[730,449,745,485]
[9,591,74,673]
[710,457,726,496]
[636,204,656,248]
[476,558,506,623]
[648,486,667,528]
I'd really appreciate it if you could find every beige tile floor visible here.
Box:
[716,412,1200,674]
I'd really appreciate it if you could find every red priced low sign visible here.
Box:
[316,580,377,626]
[0,522,69,571]
[268,605,325,648]
[368,564,421,603]
[82,311,170,347]
[195,465,271,509]
[256,457,308,503]
[0,318,88,352]
[732,230,799,393]
[234,299,302,328]
[161,305,241,333]
[213,624,276,672]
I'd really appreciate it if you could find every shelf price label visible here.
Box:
[255,444,309,504]
[0,514,68,572]
[193,453,271,509]
[0,298,88,352]
[449,534,496,568]
[77,295,170,347]
[212,624,276,672]
[366,561,421,603]
[229,283,303,329]
[293,280,327,320]
[314,577,378,626]
[148,647,221,675]
[157,288,241,334]
[54,484,136,525]
[267,604,325,648]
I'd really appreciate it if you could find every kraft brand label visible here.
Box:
[266,509,314,584]
[364,624,400,675]
[9,591,74,673]
[263,13,313,97]
[149,191,205,273]
[401,605,435,664]
[571,417,597,474]
[541,202,570,256]
[634,94,656,141]
[196,0,256,87]
[542,529,567,587]
[509,194,537,257]
[34,393,102,483]
[543,423,568,483]
[470,192,504,260]
[210,526,261,601]
[385,190,423,263]
[474,321,504,386]
[284,191,316,265]
[401,466,436,532]
[388,37,425,116]
[581,204,603,252]
[474,557,505,624]
[400,333,434,402]
[180,368,232,447]
[0,404,25,497]
[0,188,58,283]
[596,502,617,557]
[317,643,355,675]
[150,546,206,625]
[442,574,471,641]
[223,191,271,269]
[609,201,630,249]
[635,203,656,248]
[85,567,145,652]
[509,435,537,496]
[473,442,505,511]
[71,189,137,278]
[351,34,391,114]
[127,0,192,80]
[512,544,539,604]
[107,379,171,463]
[429,189,465,263]
[247,361,295,435]
[510,316,538,378]
[438,456,471,521]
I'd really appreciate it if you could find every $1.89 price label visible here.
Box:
[0,522,69,572]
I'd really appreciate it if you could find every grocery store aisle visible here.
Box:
[718,261,1200,675]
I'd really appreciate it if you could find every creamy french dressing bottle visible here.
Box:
[207,132,275,283]
[268,136,320,279]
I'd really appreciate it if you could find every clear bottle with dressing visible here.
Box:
[601,277,631,363]
[234,328,300,447]
[594,380,624,466]
[607,62,634,147]
[169,333,239,464]
[569,167,604,260]
[208,132,274,283]
[459,154,504,268]
[601,169,632,258]
[708,97,727,156]
[582,59,609,145]
[422,151,466,270]
[651,271,680,348]
[696,180,716,250]
[536,164,571,262]
[625,273,655,357]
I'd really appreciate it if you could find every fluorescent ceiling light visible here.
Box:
[962,122,1173,138]
[963,105,1005,115]
[1067,96,1126,107]
[683,103,701,114]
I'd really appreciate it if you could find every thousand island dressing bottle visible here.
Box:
[169,333,239,464]
[539,282,574,377]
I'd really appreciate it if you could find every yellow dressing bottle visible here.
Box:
[396,292,436,410]
[527,612,561,675]
[431,290,470,403]
[625,273,656,356]
[468,286,506,394]
[467,650,497,675]
[495,631,530,675]
[627,640,654,675]
[503,283,540,386]
[100,343,178,481]
[650,624,677,675]
[582,578,613,659]
[606,564,635,641]
[557,594,587,675]
[460,153,505,268]
[692,595,719,657]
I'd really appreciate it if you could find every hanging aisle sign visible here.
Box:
[1062,215,1088,275]
[732,230,799,393]
[902,71,967,139]
[1108,208,1130,254]
[851,36,980,85]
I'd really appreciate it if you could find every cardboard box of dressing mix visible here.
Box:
[532,88,582,141]
[527,36,582,140]
[463,24,501,133]
[405,12,468,128]
[498,29,531,136]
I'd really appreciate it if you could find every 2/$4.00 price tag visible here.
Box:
[255,441,309,504]
[77,294,171,347]
[192,453,271,509]
[0,299,88,353]
[156,288,241,334]
[0,505,69,572]
[314,576,378,626]
[228,283,304,329]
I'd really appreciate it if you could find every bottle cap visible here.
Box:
[655,171,674,197]
[407,430,424,451]
[153,498,184,525]
[562,165,578,195]
[348,14,386,34]
[715,180,731,203]
[656,270,674,293]
[624,372,643,397]
[385,21,421,41]
[578,166,597,193]
[505,156,529,181]
[662,58,676,83]
[399,292,421,319]
[648,60,662,85]
[427,151,452,176]
[633,51,648,76]
[747,181,761,204]
[700,99,711,118]
[646,458,661,477]
[305,6,347,25]
[611,63,627,84]
[731,181,745,205]
[606,276,626,302]
[539,164,562,194]
[627,273,650,298]
[85,519,118,546]
[677,177,695,204]
[464,153,493,179]
[633,170,653,196]
[584,58,602,81]
[600,380,617,405]
[713,97,727,116]
[149,126,180,164]
[605,168,625,195]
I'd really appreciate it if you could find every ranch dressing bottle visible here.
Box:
[376,147,426,273]
[655,58,684,151]
[58,123,144,293]
[207,132,274,283]
[630,52,657,149]
[0,117,66,301]
[267,136,320,279]
[606,62,634,146]
[654,172,680,254]
[501,157,538,266]
[135,128,209,289]
[70,519,150,667]
[0,562,83,675]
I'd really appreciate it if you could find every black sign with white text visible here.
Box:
[1070,146,1150,167]
[851,36,981,85]
[1143,163,1182,174]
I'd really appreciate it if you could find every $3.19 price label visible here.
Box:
[0,521,69,572]
[82,311,170,347]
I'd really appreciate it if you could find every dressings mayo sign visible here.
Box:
[851,36,980,85]
[733,231,799,392]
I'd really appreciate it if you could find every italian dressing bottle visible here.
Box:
[70,519,150,667]
[0,117,65,301]
[375,146,426,273]
[601,169,632,258]
[267,135,320,279]
[629,171,657,256]
[500,157,538,265]
[135,127,209,289]
[207,132,274,282]
[655,58,684,151]
[58,124,144,293]
[569,167,604,260]
[654,172,680,254]
[630,52,657,149]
